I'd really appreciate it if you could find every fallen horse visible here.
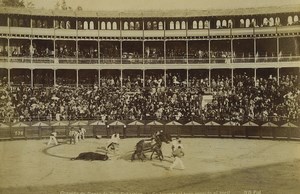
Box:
[71,152,109,161]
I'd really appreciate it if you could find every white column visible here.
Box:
[98,69,101,87]
[76,69,79,87]
[164,69,167,87]
[231,68,234,87]
[277,68,280,85]
[254,68,257,86]
[120,69,123,88]
[143,69,145,88]
[208,69,211,87]
[31,69,33,87]
[53,69,56,86]
[7,68,11,86]
[186,69,189,87]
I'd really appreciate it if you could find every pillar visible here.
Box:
[53,69,56,86]
[143,69,145,88]
[120,69,123,88]
[98,69,101,87]
[277,68,280,85]
[8,68,11,86]
[208,39,211,64]
[254,68,257,86]
[76,69,79,87]
[231,68,234,87]
[208,69,211,87]
[186,69,189,87]
[186,40,189,64]
[164,69,167,87]
[164,40,166,64]
[31,69,33,87]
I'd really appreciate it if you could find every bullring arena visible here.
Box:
[0,137,300,194]
[1,0,300,193]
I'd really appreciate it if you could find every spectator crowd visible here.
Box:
[0,72,299,124]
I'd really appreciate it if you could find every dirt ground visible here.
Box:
[0,137,300,194]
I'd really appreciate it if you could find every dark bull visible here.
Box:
[71,152,109,161]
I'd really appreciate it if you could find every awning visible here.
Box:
[12,122,29,128]
[0,123,9,128]
[204,121,220,126]
[90,121,106,126]
[127,121,144,126]
[185,121,201,126]
[109,121,125,126]
[147,120,163,126]
[242,121,259,126]
[71,121,88,126]
[32,122,49,127]
[261,122,278,127]
[281,122,298,128]
[166,121,182,126]
[51,121,69,126]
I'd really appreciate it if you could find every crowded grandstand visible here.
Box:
[0,4,299,131]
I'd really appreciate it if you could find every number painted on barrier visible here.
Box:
[14,130,24,136]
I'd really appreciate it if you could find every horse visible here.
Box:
[131,131,172,161]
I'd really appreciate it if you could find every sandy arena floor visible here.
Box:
[0,137,300,194]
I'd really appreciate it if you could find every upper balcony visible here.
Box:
[0,25,299,39]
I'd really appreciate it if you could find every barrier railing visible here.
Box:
[0,119,299,141]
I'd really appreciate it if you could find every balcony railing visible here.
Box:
[1,56,300,65]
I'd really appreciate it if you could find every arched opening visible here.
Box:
[147,21,152,30]
[101,21,106,30]
[129,22,134,30]
[294,15,299,23]
[287,16,293,25]
[89,21,94,29]
[153,21,158,30]
[240,19,245,28]
[204,20,209,29]
[245,19,250,28]
[199,20,203,29]
[228,20,233,28]
[181,21,186,29]
[158,21,163,30]
[216,20,221,28]
[193,20,197,29]
[175,21,180,29]
[275,17,281,26]
[123,21,129,30]
[66,21,71,29]
[107,22,111,30]
[169,21,174,30]
[222,20,227,28]
[60,21,65,29]
[263,18,268,26]
[83,21,88,29]
[251,18,256,27]
[78,21,83,29]
[112,22,117,30]
[269,17,274,26]
[135,22,140,30]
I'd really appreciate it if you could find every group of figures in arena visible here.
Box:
[47,127,87,146]
[47,129,185,170]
